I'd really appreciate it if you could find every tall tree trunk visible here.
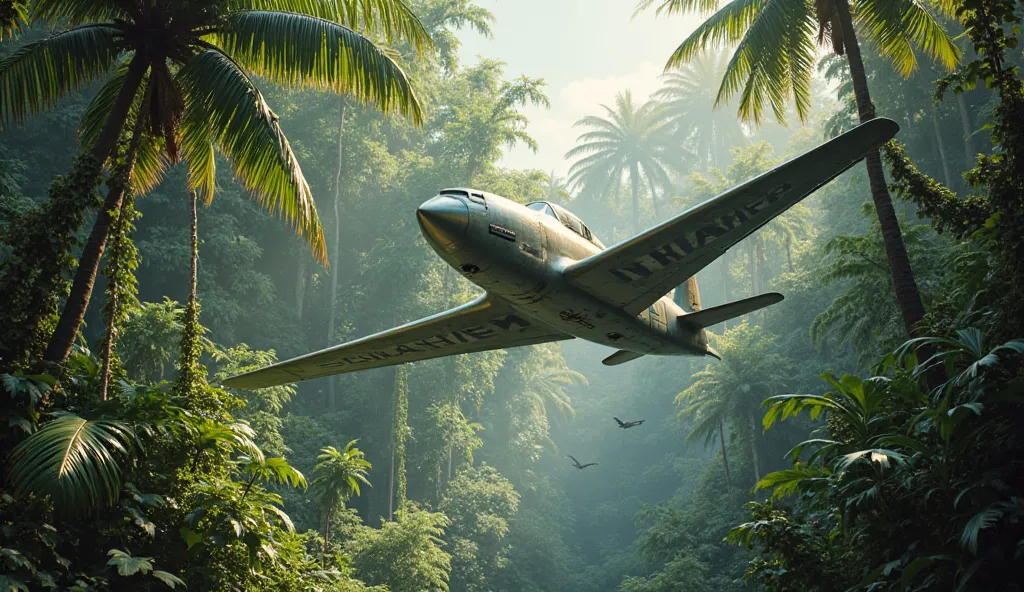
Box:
[173,189,205,411]
[447,445,453,481]
[718,420,732,491]
[99,178,137,400]
[747,408,761,484]
[835,0,927,337]
[955,93,976,169]
[321,508,332,568]
[720,254,729,330]
[186,190,199,332]
[748,242,756,297]
[395,365,408,513]
[931,110,956,189]
[327,99,346,410]
[388,365,409,520]
[630,163,641,234]
[296,255,307,320]
[785,235,794,273]
[44,73,151,366]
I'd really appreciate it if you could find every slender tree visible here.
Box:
[641,0,960,337]
[313,440,372,567]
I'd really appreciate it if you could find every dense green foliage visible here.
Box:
[2,0,1024,591]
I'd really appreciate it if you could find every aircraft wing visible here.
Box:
[222,294,572,389]
[564,118,900,315]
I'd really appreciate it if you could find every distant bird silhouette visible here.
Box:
[614,417,645,429]
[567,455,599,470]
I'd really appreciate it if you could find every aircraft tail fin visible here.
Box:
[602,350,645,366]
[680,293,784,330]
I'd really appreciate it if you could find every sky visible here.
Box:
[455,0,702,180]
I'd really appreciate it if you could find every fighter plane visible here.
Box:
[614,418,645,429]
[222,118,899,390]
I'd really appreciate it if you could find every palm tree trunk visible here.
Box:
[835,0,927,337]
[955,93,976,169]
[327,99,346,410]
[321,508,332,568]
[44,76,151,366]
[931,110,955,189]
[718,420,731,491]
[630,164,641,234]
[747,408,761,484]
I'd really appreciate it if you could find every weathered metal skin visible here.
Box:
[418,190,710,357]
[222,118,899,390]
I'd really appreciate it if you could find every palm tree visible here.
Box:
[640,0,959,339]
[546,170,572,205]
[652,50,746,171]
[520,351,587,425]
[565,91,682,233]
[0,0,426,367]
[676,321,791,484]
[313,440,372,567]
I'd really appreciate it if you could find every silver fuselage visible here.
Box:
[416,191,709,357]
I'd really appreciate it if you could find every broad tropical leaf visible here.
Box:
[106,548,154,576]
[7,414,139,514]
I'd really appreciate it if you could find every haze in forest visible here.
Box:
[2,1,1024,591]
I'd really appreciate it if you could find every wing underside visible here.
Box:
[564,118,900,315]
[222,294,571,389]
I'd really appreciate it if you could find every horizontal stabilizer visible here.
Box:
[680,293,784,329]
[602,350,645,366]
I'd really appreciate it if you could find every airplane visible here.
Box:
[222,118,899,390]
[614,418,645,429]
[567,455,599,470]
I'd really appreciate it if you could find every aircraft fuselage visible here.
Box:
[415,189,710,358]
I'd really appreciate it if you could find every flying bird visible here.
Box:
[614,417,645,429]
[567,455,599,470]
[221,120,901,391]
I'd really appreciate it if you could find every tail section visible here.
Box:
[673,276,702,313]
[679,293,784,330]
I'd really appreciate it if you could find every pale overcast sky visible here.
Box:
[455,0,702,180]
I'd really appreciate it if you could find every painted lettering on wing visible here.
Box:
[318,314,532,369]
[609,183,793,283]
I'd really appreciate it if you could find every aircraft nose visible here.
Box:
[417,195,469,247]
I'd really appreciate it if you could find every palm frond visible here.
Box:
[857,0,960,77]
[213,10,422,124]
[177,49,326,263]
[230,0,432,52]
[30,0,127,24]
[0,24,122,129]
[7,413,139,515]
[664,0,762,72]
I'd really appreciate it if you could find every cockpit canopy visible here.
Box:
[526,201,604,248]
